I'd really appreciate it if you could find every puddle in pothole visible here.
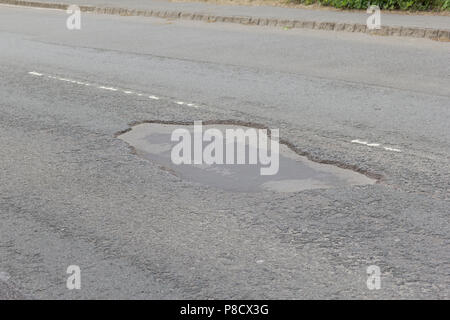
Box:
[117,123,376,193]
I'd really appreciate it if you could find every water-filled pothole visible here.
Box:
[117,122,376,193]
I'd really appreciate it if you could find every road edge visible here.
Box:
[1,0,449,41]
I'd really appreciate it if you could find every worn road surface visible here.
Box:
[0,5,449,299]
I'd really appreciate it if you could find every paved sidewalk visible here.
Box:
[1,0,449,39]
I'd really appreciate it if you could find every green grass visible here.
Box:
[289,0,450,11]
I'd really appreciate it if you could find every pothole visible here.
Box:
[117,122,376,193]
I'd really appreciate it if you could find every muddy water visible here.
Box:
[118,123,375,193]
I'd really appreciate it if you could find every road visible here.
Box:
[0,5,449,299]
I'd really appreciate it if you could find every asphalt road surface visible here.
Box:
[0,5,449,299]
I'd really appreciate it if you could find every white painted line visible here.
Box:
[28,70,210,113]
[98,86,118,91]
[352,139,401,153]
[175,101,199,108]
[351,139,368,145]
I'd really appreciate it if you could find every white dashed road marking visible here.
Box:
[351,139,402,152]
[28,71,43,76]
[383,147,402,152]
[27,71,207,110]
[98,86,118,91]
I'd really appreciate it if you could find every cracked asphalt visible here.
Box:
[0,5,449,299]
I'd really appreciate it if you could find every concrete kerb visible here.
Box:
[1,0,448,41]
